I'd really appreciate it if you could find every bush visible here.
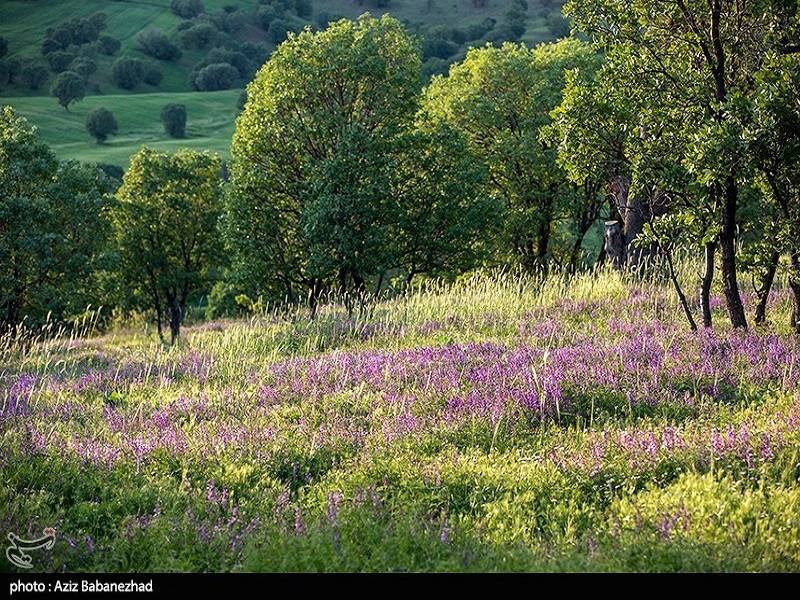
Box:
[20,63,49,90]
[161,103,187,138]
[178,22,218,50]
[46,50,76,73]
[258,6,280,31]
[171,0,204,19]
[99,35,121,56]
[85,107,118,144]
[50,70,85,110]
[0,37,8,58]
[294,0,312,18]
[206,48,251,78]
[422,38,459,60]
[190,62,239,91]
[68,56,97,79]
[111,56,146,90]
[137,29,182,61]
[143,63,163,86]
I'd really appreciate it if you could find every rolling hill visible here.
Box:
[0,0,568,168]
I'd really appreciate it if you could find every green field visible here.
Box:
[2,265,800,572]
[0,90,242,167]
[0,0,567,168]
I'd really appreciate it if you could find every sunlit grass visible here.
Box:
[2,261,799,573]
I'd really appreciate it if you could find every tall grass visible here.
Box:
[1,260,799,573]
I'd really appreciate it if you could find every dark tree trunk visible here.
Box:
[719,176,747,329]
[754,251,779,325]
[701,240,716,328]
[169,302,182,345]
[664,246,697,332]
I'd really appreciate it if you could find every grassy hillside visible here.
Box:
[1,89,242,167]
[0,0,568,168]
[2,266,800,572]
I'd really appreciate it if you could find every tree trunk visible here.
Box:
[169,301,182,345]
[700,240,716,328]
[754,251,779,325]
[719,176,747,329]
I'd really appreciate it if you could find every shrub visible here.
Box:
[136,29,182,61]
[99,35,121,56]
[171,0,204,19]
[111,56,146,89]
[143,63,163,86]
[190,62,239,91]
[161,103,187,138]
[20,63,50,90]
[85,107,118,144]
[46,50,76,73]
[178,22,218,50]
[68,56,97,79]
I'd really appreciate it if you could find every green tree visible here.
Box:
[20,63,50,90]
[228,14,422,310]
[85,107,118,144]
[161,103,187,138]
[748,52,800,332]
[136,28,182,61]
[111,56,146,89]
[564,0,800,329]
[50,70,85,110]
[422,38,601,273]
[112,147,223,345]
[1,107,114,335]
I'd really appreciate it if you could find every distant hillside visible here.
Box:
[0,0,568,97]
[0,0,568,167]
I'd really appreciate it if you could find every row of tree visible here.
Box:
[2,7,799,344]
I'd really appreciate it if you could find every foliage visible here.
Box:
[0,106,114,334]
[111,56,147,90]
[171,0,205,20]
[422,38,602,273]
[227,14,423,306]
[111,147,223,344]
[50,70,85,111]
[85,107,118,144]
[190,62,239,91]
[161,103,187,139]
[563,0,800,330]
[136,28,182,62]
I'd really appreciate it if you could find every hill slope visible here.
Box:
[0,0,568,168]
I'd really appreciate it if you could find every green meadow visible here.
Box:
[2,265,800,572]
[0,90,242,167]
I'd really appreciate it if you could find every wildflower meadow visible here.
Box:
[2,265,799,573]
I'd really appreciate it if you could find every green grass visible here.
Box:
[2,264,800,572]
[0,89,242,167]
[0,0,568,167]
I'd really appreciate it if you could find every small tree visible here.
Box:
[171,0,204,19]
[161,103,186,138]
[112,147,223,345]
[136,28,182,61]
[111,56,145,89]
[85,107,118,144]
[190,62,238,91]
[50,70,85,110]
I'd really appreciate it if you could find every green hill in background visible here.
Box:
[0,0,568,168]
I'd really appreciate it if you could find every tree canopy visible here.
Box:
[112,147,223,344]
